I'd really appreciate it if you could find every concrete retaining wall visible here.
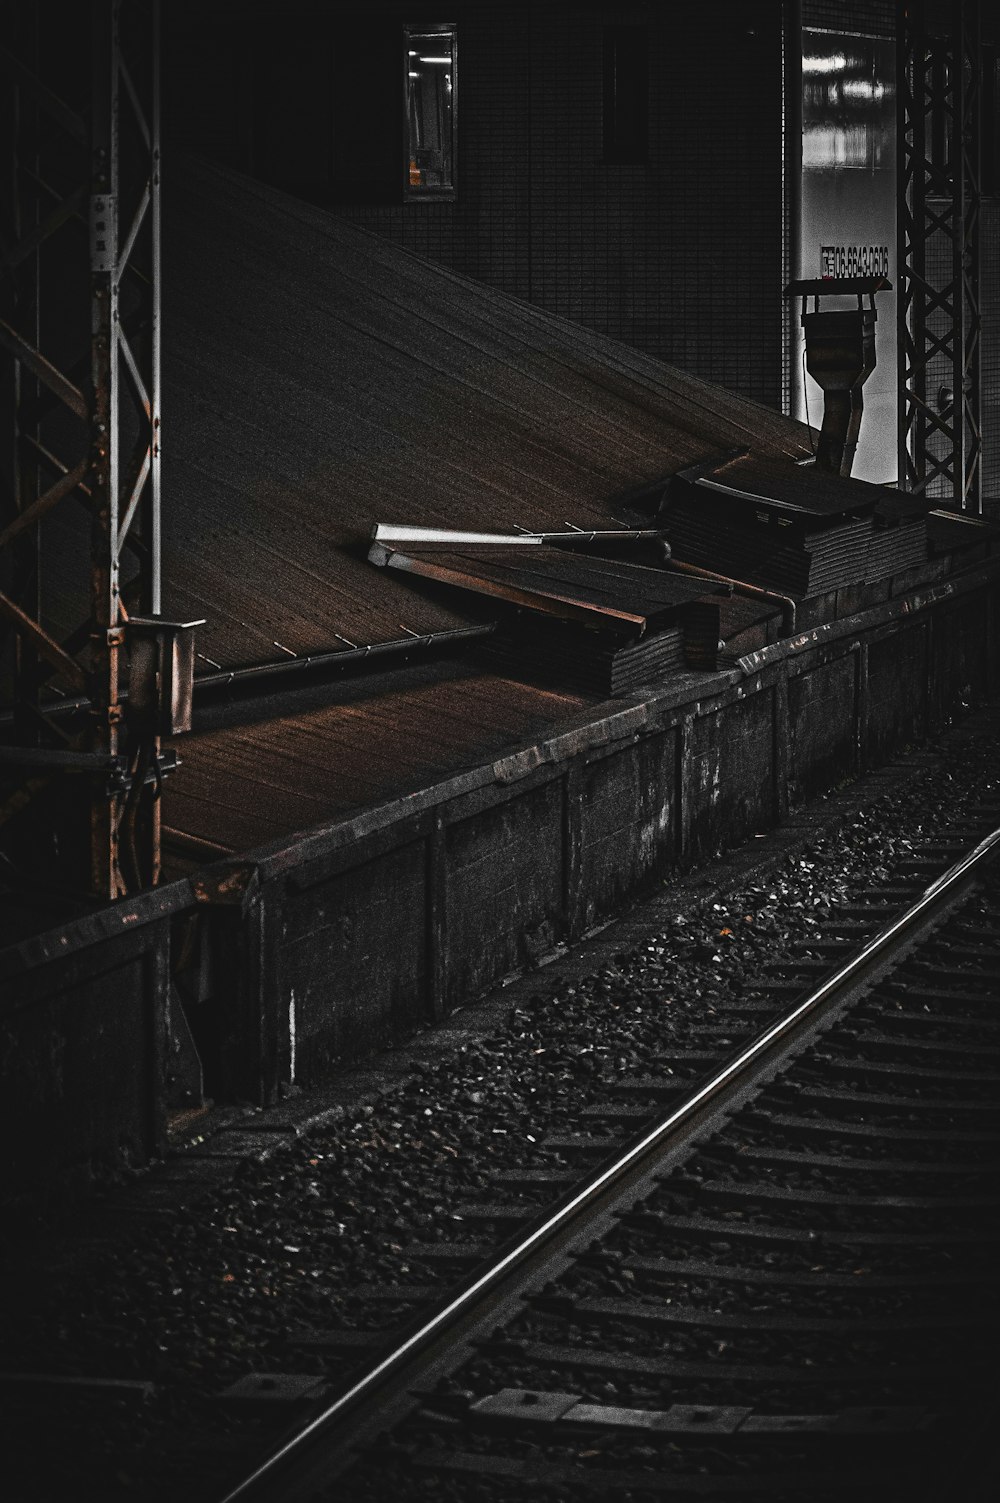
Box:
[0,887,193,1206]
[2,562,997,1205]
[191,563,1000,1099]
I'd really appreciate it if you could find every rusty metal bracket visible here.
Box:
[191,860,262,911]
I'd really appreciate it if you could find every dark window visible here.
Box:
[404,24,457,198]
[603,25,648,164]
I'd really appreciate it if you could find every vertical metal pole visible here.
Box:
[149,0,162,884]
[961,0,982,512]
[783,0,803,422]
[90,0,125,898]
[897,0,915,494]
[151,0,162,616]
[10,4,42,743]
[897,0,981,507]
[953,3,968,507]
[3,1,165,899]
[913,11,930,497]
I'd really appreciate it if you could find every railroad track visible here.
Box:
[217,820,1000,1502]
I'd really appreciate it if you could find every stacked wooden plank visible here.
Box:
[926,508,1000,562]
[864,516,930,581]
[481,617,688,696]
[665,508,871,596]
[369,527,781,691]
[662,453,930,599]
[863,488,933,580]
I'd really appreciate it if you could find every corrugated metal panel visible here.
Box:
[159,159,814,674]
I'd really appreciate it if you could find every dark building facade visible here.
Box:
[167,2,788,411]
[164,1,999,495]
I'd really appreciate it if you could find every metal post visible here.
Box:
[782,0,803,419]
[149,0,162,885]
[959,0,982,512]
[897,0,919,495]
[90,0,123,897]
[151,0,161,619]
[12,8,41,746]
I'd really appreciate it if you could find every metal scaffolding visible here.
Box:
[897,0,982,510]
[1,0,162,899]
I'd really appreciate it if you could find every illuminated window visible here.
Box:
[404,24,457,198]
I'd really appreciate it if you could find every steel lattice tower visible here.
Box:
[897,0,983,509]
[1,0,162,899]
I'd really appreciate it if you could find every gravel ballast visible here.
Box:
[1,706,999,1501]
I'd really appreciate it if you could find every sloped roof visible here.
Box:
[162,158,813,673]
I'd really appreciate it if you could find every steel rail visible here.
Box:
[218,823,1000,1503]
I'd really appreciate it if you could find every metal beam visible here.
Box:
[897,0,982,511]
[88,0,123,898]
[0,587,88,691]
